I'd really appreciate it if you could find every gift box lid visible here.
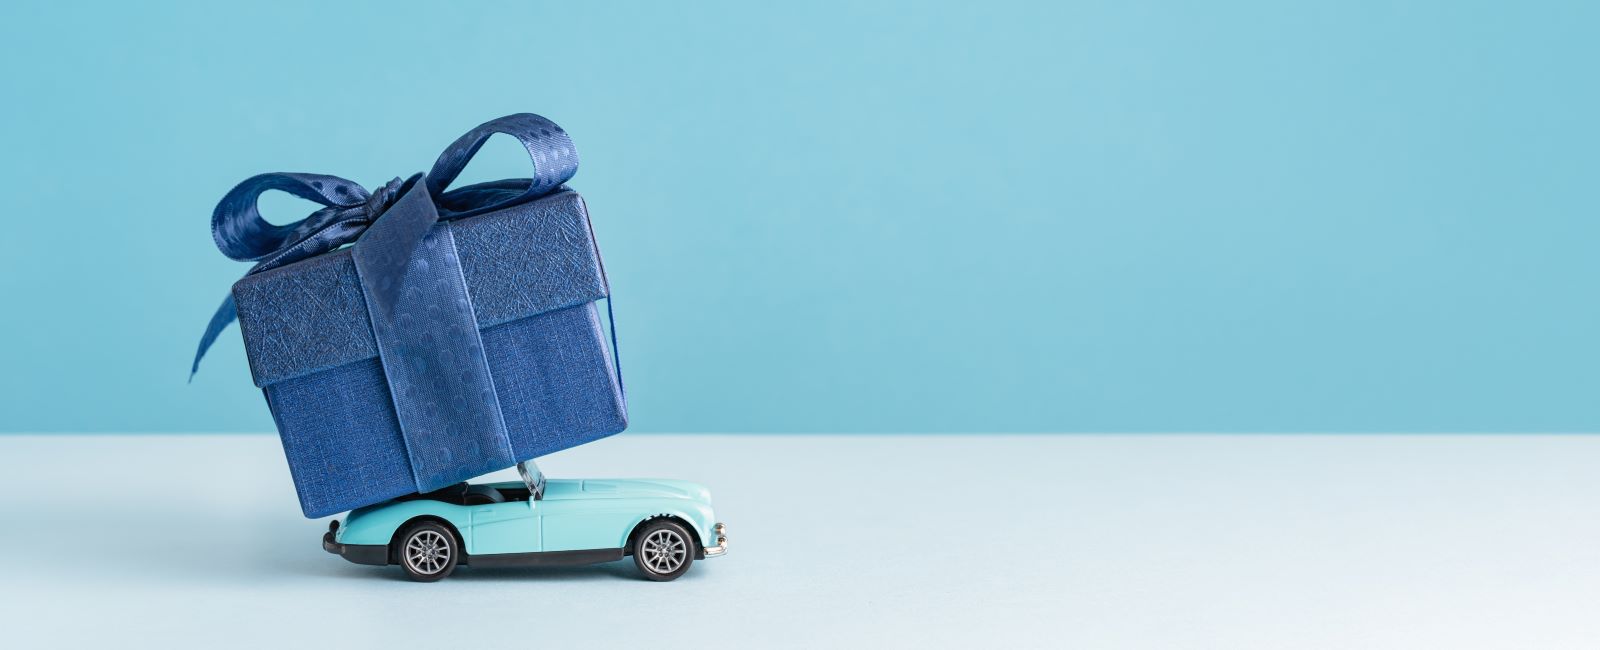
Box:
[231,189,608,388]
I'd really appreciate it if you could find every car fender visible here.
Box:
[619,503,716,550]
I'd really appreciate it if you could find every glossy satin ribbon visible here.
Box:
[192,113,580,376]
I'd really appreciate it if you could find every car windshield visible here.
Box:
[517,460,546,500]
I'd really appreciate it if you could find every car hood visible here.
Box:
[541,478,711,503]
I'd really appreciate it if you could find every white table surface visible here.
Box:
[2,433,1597,649]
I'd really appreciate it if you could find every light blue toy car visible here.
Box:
[323,461,726,582]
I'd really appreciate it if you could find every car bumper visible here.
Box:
[701,522,728,558]
[322,522,387,566]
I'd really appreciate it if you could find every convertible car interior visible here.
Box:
[396,482,533,505]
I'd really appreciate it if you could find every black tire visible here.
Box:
[632,519,695,582]
[396,521,459,582]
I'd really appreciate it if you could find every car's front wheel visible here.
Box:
[632,519,695,581]
[396,521,458,582]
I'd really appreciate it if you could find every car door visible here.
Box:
[537,486,642,552]
[469,500,541,555]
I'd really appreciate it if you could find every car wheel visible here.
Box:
[397,521,458,582]
[632,519,695,581]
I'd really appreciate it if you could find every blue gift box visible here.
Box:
[194,114,627,518]
[235,189,626,517]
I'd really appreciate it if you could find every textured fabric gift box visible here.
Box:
[232,189,627,517]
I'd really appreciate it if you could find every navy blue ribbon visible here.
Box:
[191,113,580,377]
[192,113,592,491]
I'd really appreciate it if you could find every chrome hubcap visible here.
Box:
[405,530,451,575]
[641,529,687,574]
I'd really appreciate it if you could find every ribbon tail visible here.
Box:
[352,176,438,320]
[605,296,624,400]
[190,294,238,382]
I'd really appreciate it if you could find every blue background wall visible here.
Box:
[1,1,1595,433]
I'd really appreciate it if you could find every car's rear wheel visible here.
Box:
[632,519,694,581]
[397,521,458,582]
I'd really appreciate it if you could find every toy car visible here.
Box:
[322,461,726,582]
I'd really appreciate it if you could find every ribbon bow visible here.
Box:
[191,113,580,378]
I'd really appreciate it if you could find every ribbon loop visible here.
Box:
[426,113,579,218]
[211,172,370,262]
